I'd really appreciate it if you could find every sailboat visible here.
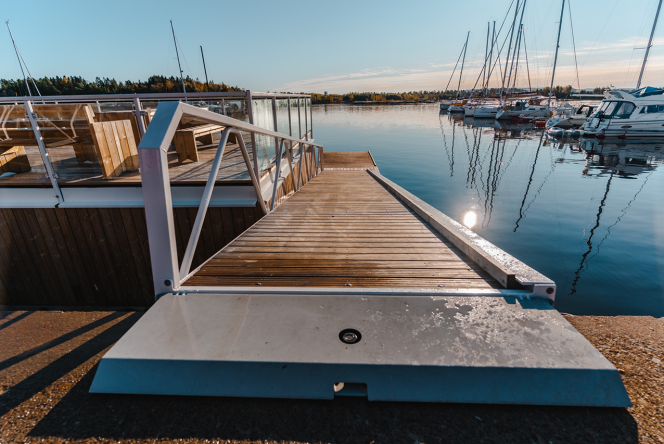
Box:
[448,32,470,113]
[496,0,564,120]
[579,0,664,139]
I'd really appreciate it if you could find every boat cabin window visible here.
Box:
[613,102,636,119]
[597,101,635,119]
[639,104,664,113]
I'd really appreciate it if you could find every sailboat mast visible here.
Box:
[548,0,565,107]
[483,23,489,95]
[485,21,495,97]
[456,31,470,99]
[511,25,524,94]
[5,21,31,97]
[200,46,210,92]
[501,0,521,105]
[170,20,187,94]
[636,0,663,89]
[505,0,527,102]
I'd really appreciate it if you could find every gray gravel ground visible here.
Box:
[0,310,661,444]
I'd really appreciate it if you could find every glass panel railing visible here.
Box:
[0,103,47,185]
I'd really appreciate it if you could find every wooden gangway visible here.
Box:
[187,154,498,289]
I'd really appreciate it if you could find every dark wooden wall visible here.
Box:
[0,205,263,307]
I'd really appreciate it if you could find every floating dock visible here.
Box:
[0,94,630,406]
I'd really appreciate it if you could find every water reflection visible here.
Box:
[312,104,664,316]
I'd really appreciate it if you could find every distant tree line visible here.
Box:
[311,85,661,104]
[0,75,243,96]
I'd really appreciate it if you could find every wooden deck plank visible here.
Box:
[186,160,498,290]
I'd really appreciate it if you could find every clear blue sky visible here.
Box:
[2,0,663,93]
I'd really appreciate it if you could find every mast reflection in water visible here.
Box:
[312,103,664,316]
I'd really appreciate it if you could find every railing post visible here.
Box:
[133,97,147,136]
[24,100,64,205]
[221,98,226,116]
[271,97,279,160]
[297,98,302,139]
[304,98,309,140]
[287,97,292,137]
[309,97,313,139]
[270,138,284,211]
[138,101,184,295]
[179,128,232,281]
[246,90,259,179]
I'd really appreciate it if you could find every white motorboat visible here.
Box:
[579,87,664,139]
[440,101,452,111]
[448,99,468,112]
[546,104,596,129]
[495,98,553,120]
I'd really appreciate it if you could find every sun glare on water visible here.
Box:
[463,211,477,228]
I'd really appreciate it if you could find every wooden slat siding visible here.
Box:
[66,208,113,305]
[186,166,500,289]
[220,208,236,245]
[231,208,246,239]
[15,209,66,303]
[174,208,193,266]
[104,208,144,305]
[76,208,123,300]
[39,208,87,305]
[33,208,80,304]
[53,208,96,305]
[1,206,261,306]
[0,211,35,303]
[130,208,155,292]
[0,209,48,304]
[120,208,153,303]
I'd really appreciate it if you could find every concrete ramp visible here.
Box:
[90,292,630,406]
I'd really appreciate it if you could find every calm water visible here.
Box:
[312,103,664,317]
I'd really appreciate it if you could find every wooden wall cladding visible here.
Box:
[0,205,263,307]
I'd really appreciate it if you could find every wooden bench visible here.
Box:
[95,108,154,148]
[89,120,139,179]
[174,124,237,163]
[0,103,141,179]
[0,146,30,174]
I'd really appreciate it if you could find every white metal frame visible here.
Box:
[138,101,323,295]
[1,91,314,208]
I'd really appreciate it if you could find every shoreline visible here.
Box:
[0,310,661,443]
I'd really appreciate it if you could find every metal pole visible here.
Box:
[25,100,63,204]
[548,0,565,107]
[505,0,526,103]
[309,97,313,139]
[271,97,279,159]
[501,0,521,104]
[510,24,524,95]
[486,21,495,96]
[483,22,489,94]
[6,21,31,96]
[287,97,292,137]
[200,46,210,92]
[170,20,187,94]
[456,32,470,99]
[304,98,309,139]
[221,98,226,116]
[297,98,302,139]
[246,90,259,179]
[270,139,284,211]
[180,128,231,279]
[637,0,663,89]
[133,97,147,136]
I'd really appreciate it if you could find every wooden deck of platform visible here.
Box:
[0,131,286,187]
[186,160,499,289]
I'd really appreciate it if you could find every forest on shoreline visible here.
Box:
[0,75,622,102]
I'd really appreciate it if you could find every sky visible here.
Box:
[2,0,663,93]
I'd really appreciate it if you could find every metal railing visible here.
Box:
[137,101,323,295]
[0,91,314,205]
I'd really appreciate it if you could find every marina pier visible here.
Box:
[1,94,630,406]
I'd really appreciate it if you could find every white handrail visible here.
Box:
[0,91,310,104]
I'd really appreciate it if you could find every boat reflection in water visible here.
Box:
[437,111,663,312]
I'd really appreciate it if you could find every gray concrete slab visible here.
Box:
[90,293,630,406]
